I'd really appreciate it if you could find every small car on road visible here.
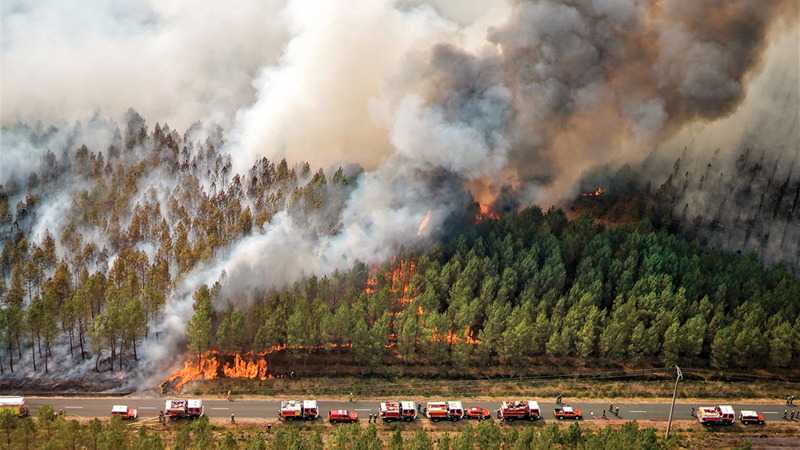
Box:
[553,405,582,420]
[465,406,492,420]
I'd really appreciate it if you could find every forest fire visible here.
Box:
[163,349,280,392]
[476,203,500,223]
[581,186,606,198]
[363,258,417,305]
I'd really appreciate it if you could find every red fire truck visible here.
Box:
[696,405,735,425]
[425,401,465,422]
[279,400,319,421]
[164,399,204,420]
[738,410,765,425]
[497,400,542,421]
[328,409,359,424]
[553,405,583,420]
[111,405,138,420]
[380,401,417,422]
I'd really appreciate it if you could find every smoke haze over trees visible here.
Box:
[1,0,799,386]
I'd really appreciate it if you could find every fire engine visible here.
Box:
[465,406,491,420]
[553,405,583,420]
[328,409,358,424]
[164,399,204,420]
[279,400,319,421]
[497,400,541,421]
[425,401,464,422]
[0,396,29,417]
[696,405,735,425]
[738,410,765,425]
[111,405,138,420]
[380,401,417,422]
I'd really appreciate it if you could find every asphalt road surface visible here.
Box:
[24,398,796,422]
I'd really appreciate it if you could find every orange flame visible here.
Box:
[581,186,605,197]
[475,203,500,223]
[417,210,432,237]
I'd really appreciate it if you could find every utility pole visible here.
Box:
[665,365,683,440]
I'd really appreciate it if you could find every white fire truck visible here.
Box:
[279,400,319,421]
[497,400,541,421]
[696,405,735,425]
[0,396,29,417]
[164,399,205,420]
[111,404,138,420]
[380,401,417,422]
[425,401,465,422]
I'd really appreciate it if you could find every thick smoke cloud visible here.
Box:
[1,0,291,129]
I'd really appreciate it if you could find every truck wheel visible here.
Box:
[577,416,582,420]
[558,416,563,420]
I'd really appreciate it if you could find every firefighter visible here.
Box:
[158,410,164,424]
[602,409,606,419]
[784,409,788,419]
[556,394,562,405]
[231,413,235,424]
[690,407,695,417]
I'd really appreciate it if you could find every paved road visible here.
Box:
[25,397,798,422]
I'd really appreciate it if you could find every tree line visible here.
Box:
[0,110,355,375]
[189,207,800,370]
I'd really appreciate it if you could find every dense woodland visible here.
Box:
[0,410,676,450]
[0,110,356,375]
[188,207,800,371]
[1,110,800,380]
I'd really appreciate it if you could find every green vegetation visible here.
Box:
[0,411,677,450]
[196,208,800,371]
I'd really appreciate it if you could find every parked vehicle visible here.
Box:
[380,401,417,422]
[697,405,736,425]
[279,400,319,421]
[553,405,582,420]
[111,405,138,420]
[164,399,204,420]
[0,396,28,417]
[696,405,735,425]
[465,406,492,420]
[739,410,765,425]
[497,400,541,421]
[328,409,358,424]
[426,401,464,422]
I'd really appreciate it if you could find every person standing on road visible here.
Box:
[230,413,235,424]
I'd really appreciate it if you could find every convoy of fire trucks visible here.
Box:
[4,395,778,426]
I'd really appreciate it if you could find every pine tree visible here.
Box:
[186,286,214,366]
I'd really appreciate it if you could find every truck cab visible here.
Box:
[165,399,187,419]
[554,405,582,420]
[447,401,465,421]
[111,405,138,420]
[187,399,204,418]
[302,400,319,420]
